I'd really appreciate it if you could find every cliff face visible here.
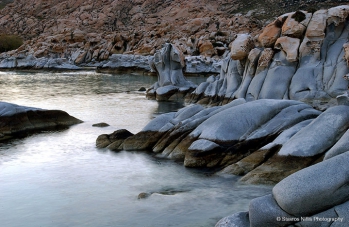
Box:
[1,0,349,62]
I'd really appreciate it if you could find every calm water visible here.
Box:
[0,71,271,227]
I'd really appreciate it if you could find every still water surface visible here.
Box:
[0,71,271,227]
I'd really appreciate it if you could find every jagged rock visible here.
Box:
[146,44,197,101]
[0,101,82,141]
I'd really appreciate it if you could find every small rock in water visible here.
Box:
[92,122,110,127]
[138,87,146,91]
[138,192,151,199]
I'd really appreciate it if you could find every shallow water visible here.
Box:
[0,71,271,227]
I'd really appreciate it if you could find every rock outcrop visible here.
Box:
[216,150,349,227]
[187,6,349,110]
[146,44,197,101]
[0,101,82,140]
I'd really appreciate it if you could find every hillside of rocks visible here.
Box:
[1,0,349,67]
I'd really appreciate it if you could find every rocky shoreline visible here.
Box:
[95,5,349,227]
[2,1,349,226]
[0,53,222,75]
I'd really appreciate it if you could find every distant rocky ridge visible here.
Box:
[1,0,349,69]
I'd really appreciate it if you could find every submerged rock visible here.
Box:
[92,122,110,127]
[0,101,82,140]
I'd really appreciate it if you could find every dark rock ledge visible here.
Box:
[0,102,82,141]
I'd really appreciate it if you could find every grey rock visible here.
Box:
[147,44,197,100]
[273,151,349,216]
[249,194,297,227]
[92,122,110,127]
[185,56,221,74]
[0,102,82,140]
[101,54,152,70]
[324,128,349,160]
[278,105,349,156]
[215,212,250,227]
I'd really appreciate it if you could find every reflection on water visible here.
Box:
[0,71,270,227]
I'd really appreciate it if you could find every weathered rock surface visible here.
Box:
[146,44,197,101]
[96,129,133,150]
[0,101,82,140]
[188,6,349,110]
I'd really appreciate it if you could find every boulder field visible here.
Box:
[97,5,349,227]
[0,102,82,141]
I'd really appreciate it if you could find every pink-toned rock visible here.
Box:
[282,11,312,38]
[198,40,215,57]
[274,36,300,62]
[305,10,328,38]
[327,5,349,26]
[230,34,254,60]
[257,20,282,48]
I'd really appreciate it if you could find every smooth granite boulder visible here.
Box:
[273,151,349,216]
[278,105,349,156]
[0,102,82,140]
[249,194,297,227]
[190,99,307,143]
[293,201,348,227]
[324,129,349,160]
